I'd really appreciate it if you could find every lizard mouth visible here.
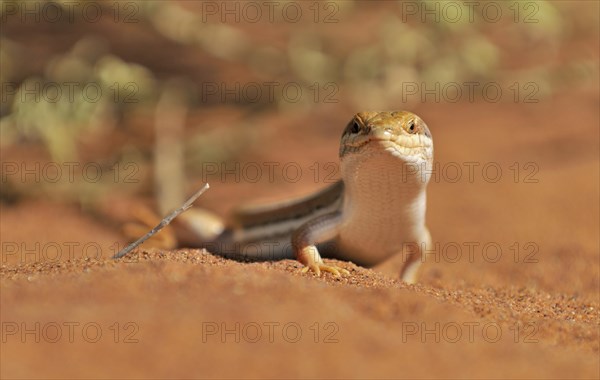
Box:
[342,131,432,159]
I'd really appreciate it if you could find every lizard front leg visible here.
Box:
[292,211,350,277]
[399,227,431,284]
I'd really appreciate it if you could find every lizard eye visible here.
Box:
[407,120,416,133]
[350,121,360,134]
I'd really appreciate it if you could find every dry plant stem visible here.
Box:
[113,183,210,259]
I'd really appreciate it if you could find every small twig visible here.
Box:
[113,183,210,259]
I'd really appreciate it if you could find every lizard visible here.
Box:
[126,111,434,283]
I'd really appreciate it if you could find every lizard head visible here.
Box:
[339,111,433,164]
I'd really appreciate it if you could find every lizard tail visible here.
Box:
[175,208,226,246]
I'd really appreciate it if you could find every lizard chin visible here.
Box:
[342,137,432,164]
[381,140,433,164]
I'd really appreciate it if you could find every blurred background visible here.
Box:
[1,0,598,281]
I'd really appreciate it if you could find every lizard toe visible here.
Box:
[301,263,349,277]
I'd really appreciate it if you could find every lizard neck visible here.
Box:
[342,150,430,227]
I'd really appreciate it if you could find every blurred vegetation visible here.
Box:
[0,0,598,206]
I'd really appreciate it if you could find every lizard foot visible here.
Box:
[300,262,350,277]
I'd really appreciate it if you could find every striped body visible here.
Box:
[184,111,433,281]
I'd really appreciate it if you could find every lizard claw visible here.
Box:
[300,262,350,277]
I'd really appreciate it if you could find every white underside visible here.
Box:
[337,144,430,265]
